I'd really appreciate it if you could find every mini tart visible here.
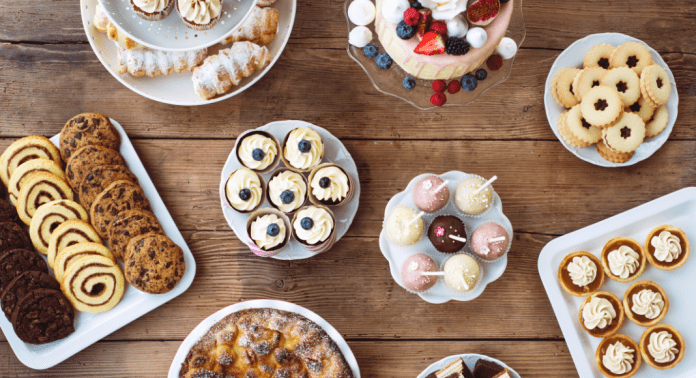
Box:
[558,251,604,297]
[579,291,624,338]
[643,225,689,270]
[622,280,668,327]
[601,237,646,283]
[596,334,641,378]
[639,324,685,370]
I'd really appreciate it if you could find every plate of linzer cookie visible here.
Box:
[380,171,513,304]
[418,353,520,378]
[539,187,694,377]
[219,120,361,260]
[0,113,195,369]
[545,33,678,167]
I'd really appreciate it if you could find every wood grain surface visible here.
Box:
[1,0,695,376]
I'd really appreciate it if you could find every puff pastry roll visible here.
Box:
[257,0,277,7]
[222,6,279,45]
[117,45,207,77]
[93,4,143,50]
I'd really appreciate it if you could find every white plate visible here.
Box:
[168,299,361,378]
[538,187,696,378]
[81,0,296,105]
[219,120,361,260]
[544,33,678,167]
[98,0,257,51]
[379,171,513,304]
[0,119,196,370]
[417,353,521,378]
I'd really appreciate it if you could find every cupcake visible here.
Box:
[131,0,176,21]
[623,280,668,327]
[644,225,690,270]
[470,222,510,262]
[292,206,336,254]
[400,253,438,293]
[639,324,684,370]
[596,334,640,378]
[307,163,354,206]
[235,130,280,173]
[454,176,494,216]
[281,127,324,172]
[579,291,624,338]
[427,216,466,253]
[558,251,604,297]
[443,254,480,292]
[177,0,222,31]
[413,175,449,212]
[601,237,646,282]
[384,205,423,246]
[267,168,307,213]
[225,168,265,214]
[246,209,291,257]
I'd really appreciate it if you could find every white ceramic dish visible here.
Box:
[538,187,695,378]
[417,353,521,378]
[98,0,257,51]
[81,0,296,105]
[168,299,361,378]
[379,171,513,304]
[0,119,196,370]
[544,32,678,167]
[219,120,361,260]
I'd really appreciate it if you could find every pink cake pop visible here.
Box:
[413,176,450,212]
[400,254,438,292]
[471,222,510,261]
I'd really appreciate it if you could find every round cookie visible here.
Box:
[610,41,652,75]
[0,248,48,293]
[572,67,606,101]
[108,209,163,262]
[65,145,126,190]
[601,67,641,106]
[59,113,121,162]
[580,86,624,128]
[90,180,151,238]
[7,158,65,205]
[565,105,602,145]
[79,165,138,210]
[53,242,115,282]
[125,233,185,294]
[558,109,595,148]
[596,139,634,164]
[60,254,124,313]
[0,199,20,225]
[640,64,671,106]
[29,199,88,255]
[0,222,32,256]
[16,171,73,225]
[645,105,668,138]
[47,219,102,268]
[601,113,646,154]
[428,216,467,253]
[1,271,59,319]
[554,68,581,108]
[0,183,6,200]
[626,96,656,123]
[0,136,62,188]
[583,44,614,69]
[11,288,74,344]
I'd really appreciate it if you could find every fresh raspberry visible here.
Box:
[432,80,446,92]
[447,80,461,94]
[430,92,447,107]
[403,8,420,26]
[486,54,503,71]
[429,21,448,36]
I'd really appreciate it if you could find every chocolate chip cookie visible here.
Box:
[0,222,31,256]
[0,248,48,293]
[108,209,163,262]
[59,113,121,161]
[1,271,59,319]
[79,165,138,210]
[90,180,151,238]
[125,233,185,294]
[0,199,20,225]
[65,145,126,190]
[11,288,74,344]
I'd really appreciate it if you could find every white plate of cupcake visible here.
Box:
[379,171,512,304]
[219,120,361,260]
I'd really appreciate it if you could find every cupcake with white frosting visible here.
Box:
[307,163,354,206]
[281,127,324,172]
[235,130,280,173]
[267,168,307,213]
[177,0,222,31]
[291,205,336,254]
[601,237,646,283]
[225,168,265,214]
[596,334,640,378]
[132,0,175,21]
[246,209,291,257]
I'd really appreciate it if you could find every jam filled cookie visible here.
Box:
[0,248,48,293]
[90,180,151,238]
[597,139,634,164]
[11,288,74,344]
[78,165,138,210]
[7,159,65,205]
[583,44,614,69]
[601,113,646,154]
[626,96,656,123]
[65,145,126,190]
[565,105,602,146]
[0,271,59,320]
[645,106,669,138]
[59,113,121,162]
[29,199,88,255]
[47,219,101,268]
[572,67,606,101]
[125,233,185,294]
[580,86,624,128]
[0,222,32,256]
[640,65,671,106]
[610,41,652,76]
[16,172,73,225]
[107,209,164,262]
[60,254,124,313]
[601,67,641,106]
[559,110,590,148]
[554,68,581,108]
[0,136,62,188]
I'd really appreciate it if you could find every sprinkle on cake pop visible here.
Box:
[385,205,424,246]
[413,175,450,212]
[428,215,466,253]
[471,222,510,261]
[443,254,480,292]
[400,254,438,292]
[455,176,495,215]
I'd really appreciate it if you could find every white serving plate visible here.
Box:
[544,33,678,167]
[417,353,521,378]
[99,0,257,51]
[0,119,196,370]
[219,120,361,260]
[168,299,361,378]
[538,187,695,378]
[379,171,513,304]
[81,0,296,105]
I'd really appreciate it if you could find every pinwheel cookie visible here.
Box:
[222,6,279,46]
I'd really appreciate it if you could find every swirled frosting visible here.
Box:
[283,127,323,170]
[311,166,349,203]
[651,231,682,262]
[269,171,306,213]
[238,134,277,171]
[582,297,616,330]
[250,214,285,250]
[648,331,678,363]
[631,289,664,320]
[293,206,333,245]
[134,0,168,13]
[178,0,222,25]
[567,256,597,287]
[603,341,634,375]
[226,168,262,212]
[608,245,640,279]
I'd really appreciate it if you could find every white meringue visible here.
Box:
[418,0,467,20]
[466,27,487,49]
[348,0,376,26]
[446,14,468,38]
[349,26,373,48]
[381,0,409,24]
[496,37,517,59]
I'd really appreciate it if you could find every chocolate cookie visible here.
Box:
[90,180,151,238]
[0,248,48,293]
[11,288,74,344]
[59,113,121,162]
[1,271,59,319]
[65,145,126,190]
[0,182,6,199]
[79,165,138,210]
[0,222,31,256]
[108,209,163,262]
[0,199,20,225]
[125,233,185,294]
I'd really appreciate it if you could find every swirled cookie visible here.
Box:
[90,180,151,238]
[108,209,163,262]
[0,136,62,188]
[47,219,102,268]
[78,165,138,210]
[65,145,126,190]
[1,271,60,319]
[60,254,124,313]
[29,199,89,255]
[59,113,121,161]
[11,288,74,344]
[7,158,65,205]
[125,233,185,294]
[53,242,115,282]
[16,172,74,225]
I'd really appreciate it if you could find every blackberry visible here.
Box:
[396,21,415,40]
[363,43,379,59]
[445,37,470,56]
[411,0,423,9]
[461,74,478,91]
[403,77,416,90]
[376,53,393,69]
[475,68,488,81]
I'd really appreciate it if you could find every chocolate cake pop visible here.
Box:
[413,176,450,212]
[428,216,466,253]
[400,254,438,292]
[471,222,510,261]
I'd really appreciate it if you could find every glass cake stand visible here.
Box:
[345,0,525,109]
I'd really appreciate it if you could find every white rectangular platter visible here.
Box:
[0,119,196,370]
[538,187,695,378]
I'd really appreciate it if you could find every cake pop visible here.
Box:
[413,176,450,212]
[400,254,438,292]
[428,216,466,253]
[385,205,424,246]
[455,176,495,215]
[443,254,480,292]
[471,222,510,261]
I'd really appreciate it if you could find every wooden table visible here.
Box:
[1,0,694,376]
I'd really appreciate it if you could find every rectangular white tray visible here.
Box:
[0,119,196,369]
[538,187,695,378]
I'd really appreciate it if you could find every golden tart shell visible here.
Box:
[596,334,641,378]
[558,251,604,297]
[622,280,668,327]
[579,291,624,338]
[643,225,690,271]
[639,324,685,370]
[601,237,646,283]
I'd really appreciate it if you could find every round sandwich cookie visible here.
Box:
[47,219,101,269]
[65,145,126,190]
[565,105,602,146]
[61,254,124,313]
[572,67,606,101]
[0,271,59,319]
[7,158,65,205]
[0,248,48,293]
[610,41,652,76]
[596,139,634,164]
[79,165,138,210]
[29,199,89,255]
[107,209,164,262]
[645,106,668,138]
[580,86,624,128]
[125,233,185,294]
[0,222,32,256]
[16,171,74,225]
[625,96,656,123]
[0,135,62,188]
[90,180,151,238]
[59,113,121,162]
[583,44,614,70]
[601,67,641,106]
[559,109,594,148]
[602,113,646,154]
[640,64,671,106]
[53,242,115,282]
[11,288,74,344]
[554,68,581,108]
[0,199,20,225]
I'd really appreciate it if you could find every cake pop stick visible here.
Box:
[448,234,467,243]
[405,211,425,228]
[433,180,449,194]
[472,175,497,196]
[421,271,446,276]
[489,236,506,243]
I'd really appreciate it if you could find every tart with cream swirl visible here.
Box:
[267,168,307,213]
[601,237,646,283]
[235,130,280,173]
[622,280,668,327]
[579,291,624,338]
[131,0,175,21]
[281,127,324,172]
[639,324,684,370]
[225,168,265,213]
[644,225,689,270]
[308,163,354,206]
[558,251,604,297]
[177,0,222,31]
[596,334,640,378]
[292,205,336,254]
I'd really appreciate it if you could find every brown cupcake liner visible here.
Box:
[234,129,281,174]
[224,168,266,214]
[307,163,354,207]
[132,0,176,21]
[291,205,336,254]
[178,7,221,31]
[280,128,325,173]
[266,167,307,214]
[245,208,291,257]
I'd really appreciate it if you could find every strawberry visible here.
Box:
[416,9,432,39]
[403,8,420,26]
[429,21,448,36]
[414,31,445,56]
[430,92,447,107]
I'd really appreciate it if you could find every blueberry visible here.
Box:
[376,53,393,70]
[301,217,314,230]
[319,177,331,188]
[411,0,423,9]
[280,190,295,204]
[267,224,280,237]
[402,77,416,90]
[363,44,379,59]
[251,148,265,161]
[461,74,478,91]
[238,189,251,201]
[475,68,488,81]
[396,21,415,40]
[298,140,311,153]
